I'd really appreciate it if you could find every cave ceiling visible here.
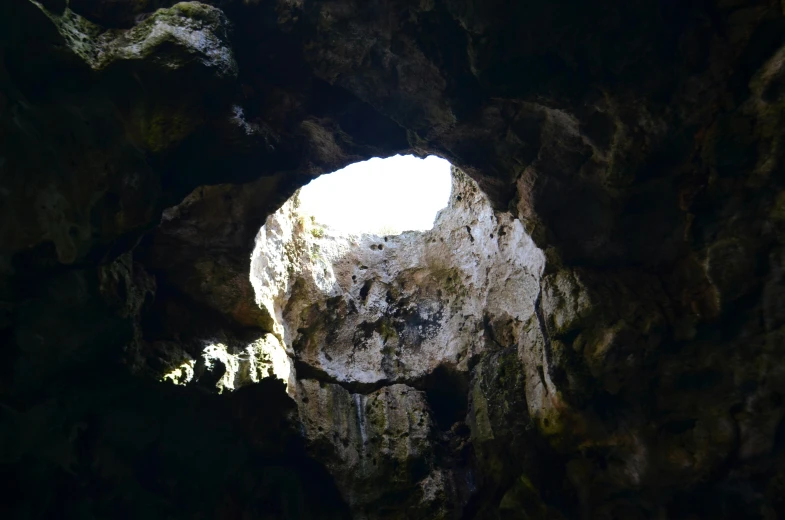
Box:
[3,0,785,518]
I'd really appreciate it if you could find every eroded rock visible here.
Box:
[252,169,544,386]
[296,380,449,519]
[6,0,785,517]
[247,167,543,517]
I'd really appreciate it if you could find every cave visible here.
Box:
[4,0,785,518]
[244,162,539,516]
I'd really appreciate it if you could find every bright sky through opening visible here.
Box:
[297,155,452,235]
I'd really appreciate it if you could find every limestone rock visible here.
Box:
[6,0,785,517]
[246,168,543,517]
[251,169,545,388]
[160,333,291,392]
[296,380,450,519]
[39,1,237,76]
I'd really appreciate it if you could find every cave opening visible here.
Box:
[242,157,545,512]
[248,155,544,403]
[160,154,455,394]
[296,154,453,236]
[164,154,546,411]
[155,153,545,515]
[247,154,461,393]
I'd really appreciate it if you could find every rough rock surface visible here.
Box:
[252,169,543,386]
[295,380,447,520]
[4,0,785,517]
[249,169,543,517]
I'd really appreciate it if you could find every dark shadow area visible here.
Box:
[0,373,351,520]
[424,364,469,430]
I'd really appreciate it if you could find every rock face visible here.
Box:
[4,0,785,518]
[250,169,543,517]
[252,169,543,386]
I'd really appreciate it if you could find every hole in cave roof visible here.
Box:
[296,154,452,236]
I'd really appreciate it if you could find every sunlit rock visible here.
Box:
[249,166,544,516]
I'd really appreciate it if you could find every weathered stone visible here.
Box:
[5,0,785,517]
[251,169,544,388]
[245,169,544,516]
[296,380,446,520]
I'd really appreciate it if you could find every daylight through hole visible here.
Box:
[297,155,453,236]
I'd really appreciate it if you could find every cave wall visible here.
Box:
[3,0,785,518]
[247,169,542,518]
